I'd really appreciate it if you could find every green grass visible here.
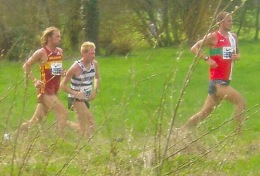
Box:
[0,41,259,175]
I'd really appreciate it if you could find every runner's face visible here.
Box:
[82,47,95,61]
[50,30,61,47]
[221,15,233,31]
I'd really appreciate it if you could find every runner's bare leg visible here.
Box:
[72,101,95,138]
[215,85,246,133]
[42,95,68,135]
[183,95,222,128]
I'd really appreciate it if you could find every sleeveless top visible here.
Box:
[69,60,96,99]
[39,47,63,95]
[209,31,236,80]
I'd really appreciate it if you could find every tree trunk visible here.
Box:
[236,2,248,37]
[67,0,82,50]
[81,0,100,53]
[254,0,260,40]
[161,0,171,46]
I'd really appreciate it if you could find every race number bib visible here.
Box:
[223,47,233,60]
[51,62,62,75]
[80,86,92,99]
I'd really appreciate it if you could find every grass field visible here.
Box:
[0,41,259,175]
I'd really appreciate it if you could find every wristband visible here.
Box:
[204,56,209,61]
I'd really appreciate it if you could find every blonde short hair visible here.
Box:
[80,41,96,53]
[40,26,60,46]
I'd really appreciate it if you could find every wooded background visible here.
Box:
[0,0,259,61]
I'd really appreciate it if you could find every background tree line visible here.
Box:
[0,0,259,61]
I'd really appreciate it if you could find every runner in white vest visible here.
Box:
[60,41,100,138]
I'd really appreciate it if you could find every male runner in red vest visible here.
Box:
[182,12,246,133]
[19,27,68,135]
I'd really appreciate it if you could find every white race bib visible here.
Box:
[80,86,92,98]
[51,62,62,75]
[222,47,233,60]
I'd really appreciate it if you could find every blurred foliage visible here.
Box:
[0,0,259,61]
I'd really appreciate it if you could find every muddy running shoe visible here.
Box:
[3,133,11,140]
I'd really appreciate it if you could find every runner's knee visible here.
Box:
[201,105,216,116]
[237,98,246,111]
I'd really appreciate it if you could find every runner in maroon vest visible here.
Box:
[18,27,68,135]
[39,46,63,97]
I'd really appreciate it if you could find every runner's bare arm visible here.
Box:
[190,33,216,59]
[23,49,44,85]
[89,60,100,101]
[191,33,218,68]
[231,33,240,61]
[60,65,86,100]
[93,60,100,92]
[60,65,76,95]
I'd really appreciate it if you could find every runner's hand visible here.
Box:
[231,53,240,62]
[61,69,67,77]
[89,91,97,101]
[75,91,87,100]
[34,80,43,89]
[206,59,218,68]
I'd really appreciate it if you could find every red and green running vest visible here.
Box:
[209,31,236,80]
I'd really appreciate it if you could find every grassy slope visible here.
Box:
[0,41,259,175]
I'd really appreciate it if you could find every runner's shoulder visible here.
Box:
[205,32,218,46]
[31,48,46,59]
[230,32,238,39]
[56,47,63,54]
[207,31,218,39]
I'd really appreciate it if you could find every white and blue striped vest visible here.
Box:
[69,60,95,99]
